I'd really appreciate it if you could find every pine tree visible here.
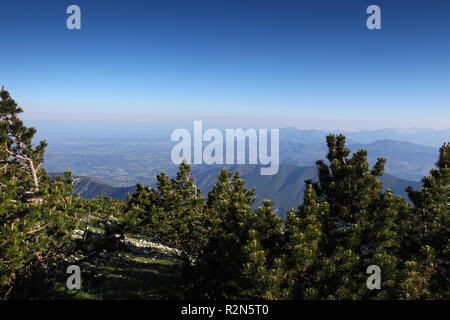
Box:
[187,169,285,299]
[124,162,206,262]
[283,185,329,299]
[288,134,406,299]
[79,196,125,251]
[400,142,450,299]
[0,87,81,299]
[187,169,255,298]
[242,200,286,299]
[0,86,46,199]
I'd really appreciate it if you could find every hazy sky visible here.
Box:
[1,0,450,130]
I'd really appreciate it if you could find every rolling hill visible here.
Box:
[72,176,136,200]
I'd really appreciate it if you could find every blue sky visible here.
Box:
[1,0,450,130]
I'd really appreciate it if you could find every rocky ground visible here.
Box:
[56,229,184,299]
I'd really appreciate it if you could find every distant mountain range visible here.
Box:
[57,164,422,218]
[279,127,450,147]
[42,128,447,186]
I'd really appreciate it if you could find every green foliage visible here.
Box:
[283,185,329,299]
[284,134,408,299]
[0,88,81,299]
[124,162,207,262]
[187,169,255,298]
[185,169,285,299]
[242,200,287,299]
[1,87,447,300]
[118,134,448,300]
[400,143,450,299]
[78,196,125,252]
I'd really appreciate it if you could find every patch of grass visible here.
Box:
[34,230,184,300]
[49,246,184,300]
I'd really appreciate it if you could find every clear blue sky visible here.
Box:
[1,0,449,130]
